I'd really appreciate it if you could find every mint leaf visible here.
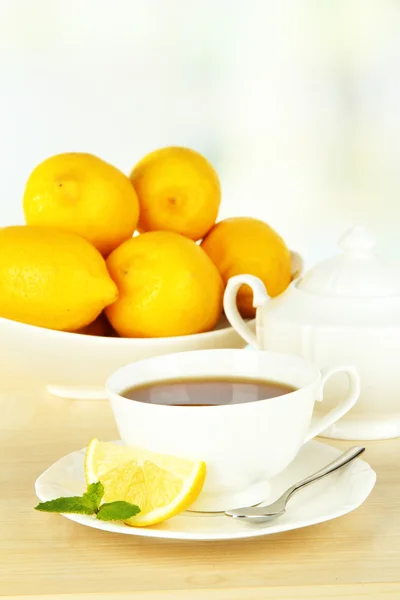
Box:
[34,496,96,515]
[96,501,141,521]
[34,481,141,522]
[34,482,104,515]
[83,482,104,511]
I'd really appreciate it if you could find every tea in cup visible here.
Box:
[106,349,359,511]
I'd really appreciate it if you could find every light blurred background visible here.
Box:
[0,0,399,266]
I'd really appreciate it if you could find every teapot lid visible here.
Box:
[296,225,400,298]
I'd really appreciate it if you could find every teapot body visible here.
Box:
[260,294,400,439]
[225,279,400,440]
[223,226,400,440]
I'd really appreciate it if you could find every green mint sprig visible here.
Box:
[34,481,140,521]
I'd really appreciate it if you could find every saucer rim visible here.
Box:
[34,439,376,542]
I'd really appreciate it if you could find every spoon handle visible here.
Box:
[225,446,365,520]
[283,446,365,503]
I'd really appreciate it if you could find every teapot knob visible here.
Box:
[339,225,376,254]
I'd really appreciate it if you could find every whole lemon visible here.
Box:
[105,231,224,337]
[23,152,140,256]
[130,146,220,241]
[201,217,291,318]
[0,226,118,331]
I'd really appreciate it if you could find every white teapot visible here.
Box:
[224,225,400,440]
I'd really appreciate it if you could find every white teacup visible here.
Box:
[106,349,359,512]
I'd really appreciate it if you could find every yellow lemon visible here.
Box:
[23,152,140,256]
[105,231,223,337]
[130,146,220,241]
[201,217,291,318]
[0,226,118,331]
[85,439,206,527]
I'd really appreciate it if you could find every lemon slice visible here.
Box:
[84,439,206,527]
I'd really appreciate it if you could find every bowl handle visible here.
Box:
[290,250,303,280]
[223,275,269,348]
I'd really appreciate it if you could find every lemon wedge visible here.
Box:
[84,439,206,527]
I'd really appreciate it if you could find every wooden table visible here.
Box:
[1,379,399,600]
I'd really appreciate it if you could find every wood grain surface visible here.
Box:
[1,381,399,599]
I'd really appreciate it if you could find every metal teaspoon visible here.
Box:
[225,446,365,523]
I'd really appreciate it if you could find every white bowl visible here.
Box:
[1,250,301,400]
[0,315,253,399]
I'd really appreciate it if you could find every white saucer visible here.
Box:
[35,439,376,541]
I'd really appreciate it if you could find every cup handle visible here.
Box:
[223,275,269,348]
[305,365,360,442]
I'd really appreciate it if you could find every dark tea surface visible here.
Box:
[122,377,297,407]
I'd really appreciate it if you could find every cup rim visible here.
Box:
[106,348,321,410]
